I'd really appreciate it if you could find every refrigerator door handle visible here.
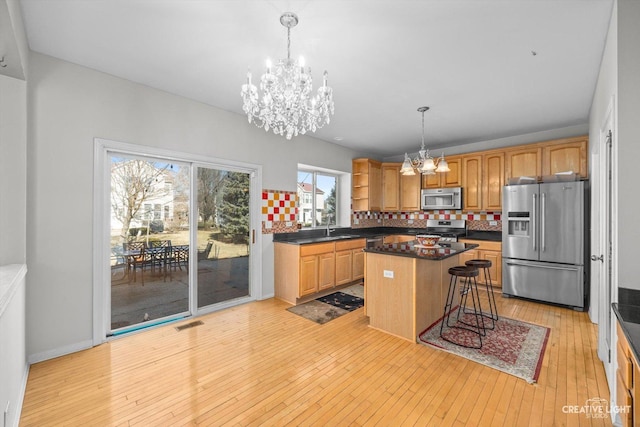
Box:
[505,260,580,272]
[541,192,546,252]
[532,193,537,251]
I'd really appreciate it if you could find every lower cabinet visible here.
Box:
[616,320,636,427]
[335,239,366,286]
[457,239,502,287]
[275,239,366,304]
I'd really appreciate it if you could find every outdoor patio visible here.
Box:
[110,256,249,330]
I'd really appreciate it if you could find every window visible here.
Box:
[297,170,338,228]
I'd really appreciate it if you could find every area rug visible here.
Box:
[286,284,364,324]
[418,308,550,383]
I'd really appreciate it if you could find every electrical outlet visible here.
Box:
[286,221,292,227]
[383,270,394,278]
[408,219,414,224]
[489,220,498,226]
[353,218,359,224]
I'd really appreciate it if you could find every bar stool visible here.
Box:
[464,259,498,329]
[440,265,485,349]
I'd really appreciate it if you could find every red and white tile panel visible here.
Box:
[262,189,299,234]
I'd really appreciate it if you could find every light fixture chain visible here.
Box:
[421,111,425,150]
[287,26,291,60]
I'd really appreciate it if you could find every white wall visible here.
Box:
[0,74,27,265]
[26,51,367,360]
[616,0,640,290]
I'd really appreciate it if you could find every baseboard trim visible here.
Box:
[27,339,93,364]
[8,363,30,427]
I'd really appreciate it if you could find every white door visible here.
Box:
[593,100,615,392]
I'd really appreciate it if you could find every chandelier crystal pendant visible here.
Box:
[400,107,450,176]
[240,12,335,140]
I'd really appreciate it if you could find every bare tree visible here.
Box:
[111,159,170,245]
[197,168,227,229]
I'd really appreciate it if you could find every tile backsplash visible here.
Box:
[352,210,501,230]
[262,189,298,234]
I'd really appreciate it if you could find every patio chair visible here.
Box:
[148,240,171,272]
[198,241,214,261]
[123,241,148,284]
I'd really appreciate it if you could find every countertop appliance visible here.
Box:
[502,181,589,310]
[424,219,466,243]
[421,187,463,210]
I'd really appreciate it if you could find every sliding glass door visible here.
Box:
[102,145,256,337]
[196,167,250,308]
[109,154,191,332]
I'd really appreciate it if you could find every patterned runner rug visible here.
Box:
[286,284,364,324]
[418,308,550,383]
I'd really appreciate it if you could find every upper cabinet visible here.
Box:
[381,163,400,211]
[541,137,588,178]
[482,152,504,211]
[505,147,542,182]
[382,162,420,211]
[352,159,382,211]
[462,153,504,211]
[351,135,587,213]
[400,173,421,211]
[421,156,462,188]
[462,155,482,211]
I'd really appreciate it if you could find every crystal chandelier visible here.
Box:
[400,107,449,176]
[240,12,335,140]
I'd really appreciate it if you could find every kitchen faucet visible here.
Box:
[326,214,334,236]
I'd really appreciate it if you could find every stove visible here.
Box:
[424,219,466,243]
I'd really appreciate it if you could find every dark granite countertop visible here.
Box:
[363,241,479,261]
[613,301,640,364]
[273,227,435,245]
[273,227,500,245]
[462,230,502,242]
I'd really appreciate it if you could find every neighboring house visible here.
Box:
[110,160,176,237]
[297,182,325,226]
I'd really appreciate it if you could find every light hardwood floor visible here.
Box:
[20,292,611,426]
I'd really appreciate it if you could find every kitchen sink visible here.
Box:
[293,235,358,244]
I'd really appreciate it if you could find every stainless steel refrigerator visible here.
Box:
[502,181,588,310]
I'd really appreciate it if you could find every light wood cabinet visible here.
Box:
[616,320,635,427]
[299,242,335,296]
[461,153,503,211]
[299,255,319,297]
[381,163,400,211]
[541,137,588,178]
[462,155,482,211]
[400,173,421,211]
[352,158,382,211]
[318,252,336,291]
[482,152,504,211]
[458,239,502,287]
[335,239,366,286]
[505,147,542,182]
[275,239,366,304]
[421,156,462,189]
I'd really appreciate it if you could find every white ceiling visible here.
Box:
[19,0,613,157]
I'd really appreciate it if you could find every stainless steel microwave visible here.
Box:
[421,187,463,210]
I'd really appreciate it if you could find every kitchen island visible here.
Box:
[364,241,478,342]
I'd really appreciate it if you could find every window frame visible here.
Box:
[297,168,339,229]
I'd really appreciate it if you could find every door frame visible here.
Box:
[592,96,618,393]
[92,138,263,345]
